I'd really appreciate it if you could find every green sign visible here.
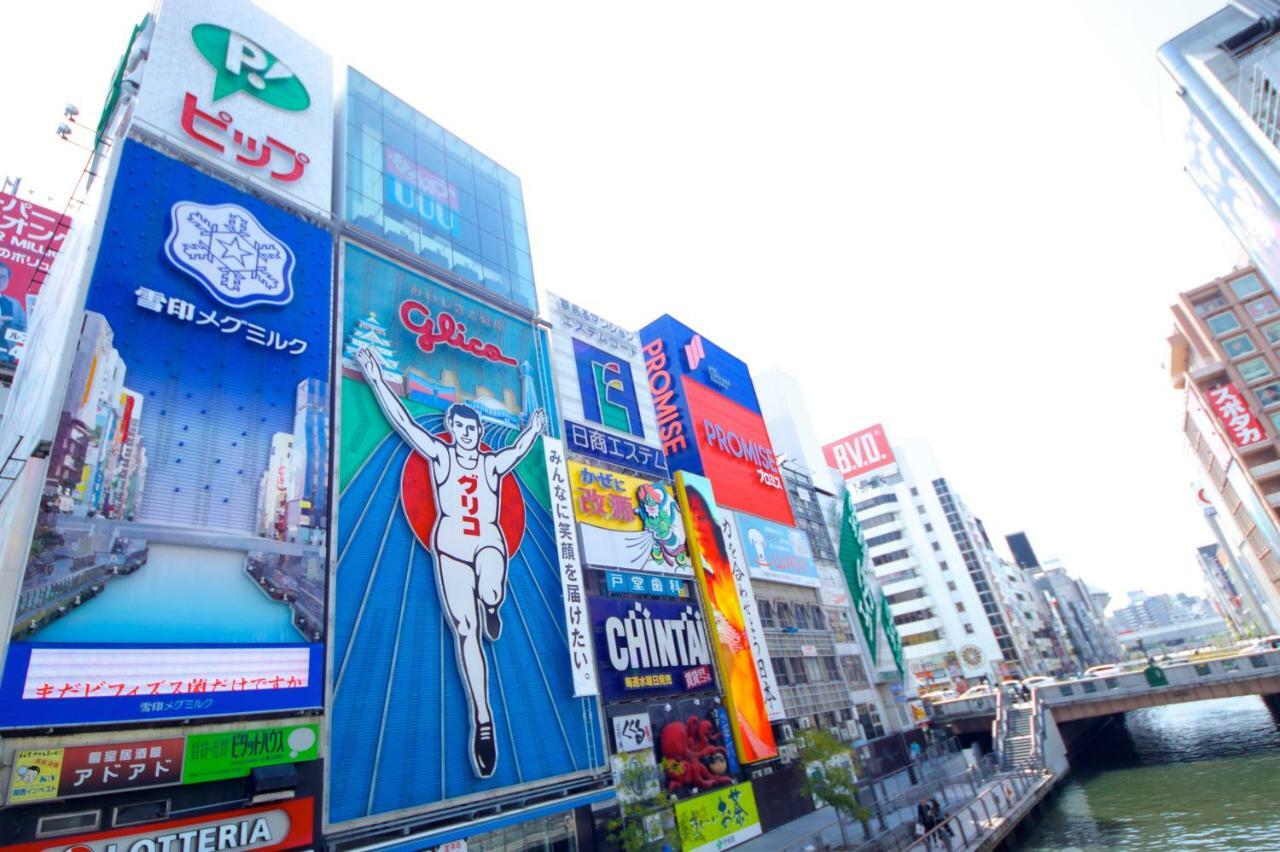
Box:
[880,591,905,677]
[675,782,762,852]
[839,492,904,677]
[182,723,319,784]
[190,24,310,110]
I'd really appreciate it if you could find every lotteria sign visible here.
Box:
[0,798,313,852]
[131,0,334,213]
[639,315,794,527]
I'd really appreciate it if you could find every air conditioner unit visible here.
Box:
[779,743,799,763]
[797,717,813,730]
[779,723,795,743]
[846,720,861,739]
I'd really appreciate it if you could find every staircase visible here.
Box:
[1000,704,1035,770]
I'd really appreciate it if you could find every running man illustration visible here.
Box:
[355,346,547,778]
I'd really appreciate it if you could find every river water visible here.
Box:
[1015,695,1280,849]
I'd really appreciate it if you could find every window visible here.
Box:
[1208,312,1242,336]
[956,602,966,612]
[910,487,919,496]
[917,505,927,514]
[776,602,793,628]
[790,657,810,684]
[902,629,943,646]
[931,542,941,551]
[1256,381,1280,409]
[811,606,827,630]
[866,531,904,548]
[872,549,910,566]
[1270,411,1280,434]
[964,623,975,634]
[924,523,933,532]
[854,494,897,511]
[1231,273,1266,299]
[1194,291,1230,316]
[759,600,775,628]
[939,561,949,571]
[1248,296,1280,322]
[861,512,900,530]
[1224,335,1258,359]
[886,587,926,605]
[1263,321,1280,346]
[1241,357,1274,384]
[37,812,100,838]
[772,657,791,686]
[823,656,842,682]
[947,581,957,591]
[803,658,823,683]
[795,606,811,630]
[879,568,918,585]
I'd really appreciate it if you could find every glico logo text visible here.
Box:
[643,338,688,455]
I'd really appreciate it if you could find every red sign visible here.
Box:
[0,798,313,852]
[1206,383,1267,448]
[0,192,72,366]
[823,423,896,480]
[56,738,185,798]
[684,377,794,526]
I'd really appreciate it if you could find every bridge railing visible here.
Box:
[1036,648,1280,709]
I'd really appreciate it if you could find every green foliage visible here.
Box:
[795,729,869,824]
[607,758,680,852]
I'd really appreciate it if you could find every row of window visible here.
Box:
[892,607,935,626]
[872,549,910,567]
[865,530,904,548]
[758,599,828,631]
[1192,272,1266,318]
[860,512,899,530]
[771,654,842,686]
[885,587,926,605]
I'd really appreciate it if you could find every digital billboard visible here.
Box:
[589,595,715,702]
[676,472,778,764]
[640,316,793,526]
[0,192,72,368]
[131,0,334,214]
[822,423,895,481]
[330,242,603,826]
[732,511,820,588]
[0,141,330,728]
[568,460,691,577]
[548,292,668,477]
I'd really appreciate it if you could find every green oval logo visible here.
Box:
[191,23,310,111]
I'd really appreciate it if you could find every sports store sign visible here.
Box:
[639,316,794,527]
[132,0,334,213]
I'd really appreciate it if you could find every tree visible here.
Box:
[607,756,681,852]
[796,729,869,849]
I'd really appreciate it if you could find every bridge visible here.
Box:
[928,646,1280,733]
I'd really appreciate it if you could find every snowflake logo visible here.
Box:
[163,201,296,308]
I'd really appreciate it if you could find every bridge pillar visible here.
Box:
[1263,693,1280,716]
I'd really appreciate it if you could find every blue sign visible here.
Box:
[590,595,717,701]
[574,337,645,437]
[639,315,763,414]
[565,418,669,479]
[734,512,821,588]
[0,140,331,728]
[605,570,688,599]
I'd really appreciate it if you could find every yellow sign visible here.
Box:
[9,749,64,804]
[675,781,762,852]
[568,461,647,531]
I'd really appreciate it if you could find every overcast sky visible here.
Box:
[2,1,1248,605]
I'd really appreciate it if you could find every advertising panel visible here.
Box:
[822,423,896,481]
[837,492,904,676]
[649,696,739,797]
[640,316,793,526]
[0,192,72,368]
[675,472,778,764]
[568,460,691,577]
[589,595,715,702]
[612,712,654,753]
[717,515,785,722]
[548,292,668,477]
[674,782,762,852]
[604,571,689,599]
[1206,383,1267,448]
[331,242,603,826]
[183,722,319,784]
[0,798,314,852]
[8,737,183,804]
[732,511,820,588]
[132,0,334,214]
[545,439,599,696]
[0,141,330,728]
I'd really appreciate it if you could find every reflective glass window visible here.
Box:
[1231,274,1266,299]
[1247,296,1280,322]
[1224,335,1258,359]
[1208,312,1240,336]
[1240,357,1273,384]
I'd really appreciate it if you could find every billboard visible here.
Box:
[548,292,668,477]
[0,141,330,728]
[1206,383,1267,448]
[589,595,715,702]
[640,316,793,526]
[674,781,762,852]
[717,513,785,722]
[0,193,72,368]
[838,492,903,677]
[568,460,691,576]
[675,472,778,764]
[649,695,739,798]
[0,798,314,852]
[132,0,334,214]
[823,423,895,481]
[330,242,603,826]
[733,511,820,588]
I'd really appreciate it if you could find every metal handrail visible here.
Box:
[901,767,1045,851]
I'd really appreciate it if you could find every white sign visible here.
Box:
[611,750,660,806]
[612,712,654,753]
[719,513,787,722]
[164,201,296,308]
[133,0,334,214]
[20,647,310,699]
[23,806,294,852]
[544,437,599,697]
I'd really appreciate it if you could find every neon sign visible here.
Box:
[399,299,518,365]
[643,337,688,454]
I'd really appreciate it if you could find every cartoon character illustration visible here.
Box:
[356,346,547,778]
[747,528,768,569]
[658,715,732,793]
[636,483,689,567]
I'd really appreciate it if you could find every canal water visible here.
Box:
[33,542,300,643]
[1015,695,1280,849]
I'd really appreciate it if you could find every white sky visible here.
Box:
[1,1,1250,604]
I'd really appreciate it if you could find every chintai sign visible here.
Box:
[589,595,716,701]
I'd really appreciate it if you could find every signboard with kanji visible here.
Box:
[0,141,330,728]
[589,595,716,702]
[674,781,762,852]
[568,460,692,577]
[8,738,183,804]
[183,723,319,784]
[330,241,604,827]
[0,191,71,368]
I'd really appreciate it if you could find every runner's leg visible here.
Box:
[439,553,498,776]
[476,545,508,641]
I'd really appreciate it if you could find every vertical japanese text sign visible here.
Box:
[545,437,599,696]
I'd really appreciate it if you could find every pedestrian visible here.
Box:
[916,797,935,839]
[930,797,954,849]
